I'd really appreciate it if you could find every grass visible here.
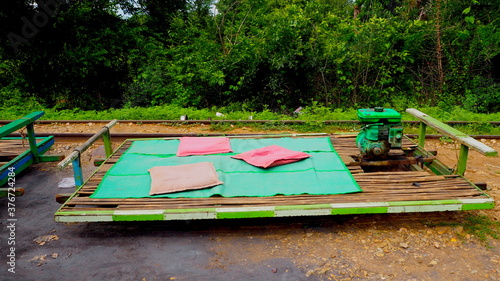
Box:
[1,104,499,135]
[209,122,234,132]
[438,136,454,144]
[430,214,500,248]
[461,215,500,246]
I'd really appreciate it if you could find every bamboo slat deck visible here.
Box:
[1,137,56,188]
[55,135,494,222]
[0,138,31,159]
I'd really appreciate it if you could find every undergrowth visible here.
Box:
[432,214,500,248]
[462,215,500,246]
[1,105,499,135]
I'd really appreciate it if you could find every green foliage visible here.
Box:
[297,105,357,121]
[1,0,500,112]
[430,214,500,247]
[125,7,224,108]
[464,82,500,113]
[209,122,233,132]
[8,1,143,109]
[439,136,454,144]
[1,103,498,135]
[0,88,43,116]
[462,214,500,247]
[254,121,293,132]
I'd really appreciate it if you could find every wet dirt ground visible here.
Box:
[1,123,500,281]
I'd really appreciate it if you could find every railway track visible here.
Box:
[2,119,499,142]
[4,131,500,142]
[1,119,500,125]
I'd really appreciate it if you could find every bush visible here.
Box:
[464,83,500,113]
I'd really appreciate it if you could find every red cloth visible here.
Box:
[177,137,232,157]
[231,145,310,168]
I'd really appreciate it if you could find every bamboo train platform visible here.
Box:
[0,137,56,194]
[1,111,62,195]
[0,137,55,167]
[55,134,494,223]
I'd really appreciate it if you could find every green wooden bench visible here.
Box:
[0,111,62,196]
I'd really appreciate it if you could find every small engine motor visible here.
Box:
[356,107,403,159]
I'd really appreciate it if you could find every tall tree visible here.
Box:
[138,0,188,32]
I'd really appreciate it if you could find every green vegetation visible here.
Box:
[1,0,500,114]
[438,136,454,144]
[1,103,498,135]
[432,214,500,247]
[2,103,500,122]
[462,214,500,246]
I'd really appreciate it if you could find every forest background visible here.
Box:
[1,0,499,120]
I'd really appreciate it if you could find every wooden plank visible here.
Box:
[0,136,58,191]
[0,139,29,157]
[63,174,485,209]
[0,111,44,138]
[347,156,435,167]
[0,188,24,197]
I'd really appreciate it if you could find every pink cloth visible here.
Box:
[177,137,232,157]
[148,162,223,195]
[231,145,310,168]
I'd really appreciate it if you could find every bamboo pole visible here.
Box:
[58,120,117,187]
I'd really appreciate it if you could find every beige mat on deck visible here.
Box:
[148,162,223,195]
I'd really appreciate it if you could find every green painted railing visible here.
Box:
[0,111,62,193]
[406,108,498,176]
[58,120,117,186]
[1,111,44,162]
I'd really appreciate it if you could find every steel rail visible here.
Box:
[1,119,499,125]
[5,132,500,139]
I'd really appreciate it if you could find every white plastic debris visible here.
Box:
[215,112,225,117]
[58,177,75,189]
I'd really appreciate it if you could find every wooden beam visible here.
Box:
[0,111,44,138]
[347,156,435,167]
[0,188,24,197]
[406,108,497,156]
[58,151,79,169]
[56,193,73,204]
[456,144,469,176]
[58,120,117,169]
[73,119,117,156]
[418,122,427,147]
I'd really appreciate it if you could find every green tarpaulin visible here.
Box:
[90,137,362,198]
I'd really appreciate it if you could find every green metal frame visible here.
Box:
[406,108,498,176]
[55,197,494,222]
[0,112,62,192]
[412,144,453,175]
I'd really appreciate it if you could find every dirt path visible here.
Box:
[39,122,500,280]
